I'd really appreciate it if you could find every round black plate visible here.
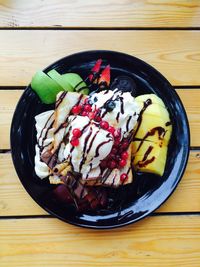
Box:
[11,50,190,229]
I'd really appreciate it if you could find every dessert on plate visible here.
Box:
[31,59,172,211]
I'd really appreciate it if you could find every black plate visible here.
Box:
[11,50,190,229]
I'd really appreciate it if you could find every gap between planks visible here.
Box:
[0,0,200,28]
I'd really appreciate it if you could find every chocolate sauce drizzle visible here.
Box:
[134,98,152,137]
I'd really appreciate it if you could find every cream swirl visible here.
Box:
[89,89,140,138]
[63,115,114,175]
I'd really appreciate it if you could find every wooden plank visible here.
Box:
[0,216,199,267]
[0,153,47,216]
[1,88,199,149]
[177,89,200,148]
[0,31,200,86]
[0,0,200,28]
[0,91,21,150]
[0,151,199,216]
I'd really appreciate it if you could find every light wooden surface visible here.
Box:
[0,1,200,267]
[0,0,200,28]
[1,89,200,149]
[0,31,200,86]
[0,216,200,267]
[0,151,199,216]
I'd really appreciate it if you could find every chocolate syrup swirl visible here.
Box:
[94,139,112,158]
[165,121,172,126]
[133,98,152,137]
[55,91,67,108]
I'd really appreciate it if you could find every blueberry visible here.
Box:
[106,100,116,111]
[93,96,98,103]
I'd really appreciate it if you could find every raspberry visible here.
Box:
[71,105,82,115]
[88,112,95,120]
[119,159,127,167]
[108,126,115,135]
[121,140,129,150]
[94,115,102,122]
[72,128,82,138]
[70,136,79,146]
[100,160,107,168]
[100,120,109,130]
[121,151,128,160]
[81,111,88,117]
[113,129,121,139]
[84,104,92,112]
[108,160,117,169]
[120,173,128,182]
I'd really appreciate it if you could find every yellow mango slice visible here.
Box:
[132,140,167,176]
[135,94,165,108]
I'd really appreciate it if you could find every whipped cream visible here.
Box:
[89,89,140,138]
[34,110,55,178]
[63,115,113,175]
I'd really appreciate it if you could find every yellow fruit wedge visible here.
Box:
[132,93,172,176]
[135,112,172,146]
[136,102,170,121]
[132,140,167,176]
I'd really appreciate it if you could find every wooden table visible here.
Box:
[0,1,200,266]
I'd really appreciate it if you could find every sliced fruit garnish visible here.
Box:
[47,69,73,92]
[98,65,110,88]
[31,70,63,104]
[132,140,167,176]
[132,94,172,176]
[88,59,102,82]
[62,73,89,95]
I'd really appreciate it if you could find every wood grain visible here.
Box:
[0,151,199,216]
[0,31,200,86]
[0,216,200,267]
[1,88,199,149]
[0,0,200,28]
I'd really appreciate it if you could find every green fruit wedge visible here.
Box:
[31,70,63,104]
[47,69,73,92]
[62,73,89,95]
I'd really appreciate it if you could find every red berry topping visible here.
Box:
[111,147,117,154]
[70,136,79,146]
[120,173,128,182]
[81,111,88,117]
[119,159,127,167]
[121,151,128,160]
[116,155,121,162]
[109,160,117,169]
[94,115,102,122]
[121,141,129,150]
[109,153,116,159]
[100,120,109,130]
[113,129,121,139]
[83,98,89,104]
[84,104,92,112]
[72,105,82,115]
[100,160,107,168]
[72,128,82,138]
[88,112,95,120]
[114,138,120,146]
[108,126,115,135]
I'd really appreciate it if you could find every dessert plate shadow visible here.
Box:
[10,50,190,229]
